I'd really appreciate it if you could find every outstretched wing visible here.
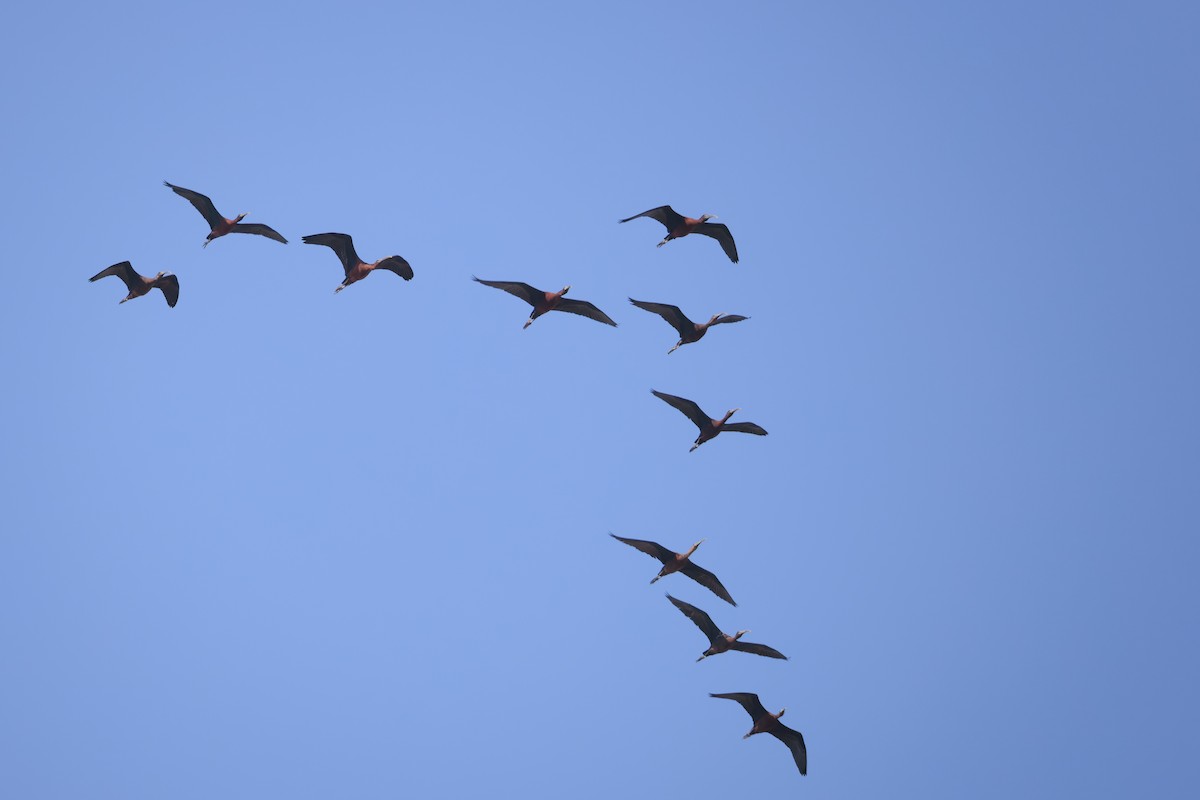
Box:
[629,299,694,338]
[651,389,711,432]
[555,298,617,327]
[709,313,749,327]
[609,533,674,564]
[770,724,808,776]
[722,421,768,437]
[164,181,224,229]
[232,222,288,244]
[730,640,788,660]
[666,594,724,644]
[618,205,685,231]
[375,256,413,281]
[303,233,360,273]
[692,222,739,263]
[154,273,180,308]
[473,278,544,307]
[89,261,140,292]
[679,560,736,606]
[710,692,769,721]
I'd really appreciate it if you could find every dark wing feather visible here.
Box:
[730,640,788,660]
[375,256,413,281]
[722,422,768,437]
[231,222,288,244]
[770,724,808,776]
[679,560,737,606]
[154,273,180,308]
[651,390,712,431]
[555,298,617,327]
[609,533,675,565]
[164,181,224,229]
[666,594,724,643]
[709,314,749,326]
[693,222,739,263]
[302,233,360,272]
[629,299,694,338]
[89,261,140,292]
[618,205,685,231]
[472,278,544,307]
[710,692,769,721]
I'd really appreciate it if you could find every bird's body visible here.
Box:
[89,261,179,307]
[651,390,767,451]
[711,692,807,777]
[164,181,287,247]
[610,534,735,605]
[302,233,413,292]
[473,278,616,329]
[629,299,748,353]
[619,205,739,263]
[666,595,787,661]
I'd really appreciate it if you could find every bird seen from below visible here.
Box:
[473,278,617,329]
[609,533,736,606]
[302,233,413,292]
[619,205,739,263]
[89,261,179,308]
[710,692,807,777]
[629,299,748,353]
[666,594,787,662]
[164,181,288,247]
[651,390,767,452]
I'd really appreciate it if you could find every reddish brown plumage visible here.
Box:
[619,205,739,263]
[711,692,807,777]
[473,278,617,329]
[164,181,287,247]
[650,390,767,452]
[89,261,179,307]
[303,232,413,293]
[609,534,736,605]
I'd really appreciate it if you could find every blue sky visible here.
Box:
[2,2,1198,797]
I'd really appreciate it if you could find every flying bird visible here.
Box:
[651,390,767,452]
[619,205,738,263]
[89,261,179,307]
[473,278,616,329]
[164,181,287,247]
[609,534,735,605]
[303,233,413,292]
[629,299,748,353]
[666,595,787,662]
[710,692,807,777]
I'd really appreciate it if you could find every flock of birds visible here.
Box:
[89,181,806,779]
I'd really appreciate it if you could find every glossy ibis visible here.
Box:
[651,390,767,452]
[629,299,748,353]
[89,261,179,307]
[473,278,616,329]
[303,233,413,292]
[619,205,738,263]
[609,534,735,605]
[164,181,287,247]
[710,692,807,777]
[666,595,787,662]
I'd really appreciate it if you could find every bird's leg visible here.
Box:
[523,318,534,329]
[656,238,668,248]
[667,342,681,354]
[689,442,700,453]
[696,654,707,662]
[119,296,131,304]
[335,285,345,293]
[649,574,661,584]
[202,239,209,249]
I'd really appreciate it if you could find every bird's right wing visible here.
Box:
[555,298,617,327]
[155,274,180,308]
[472,278,544,307]
[629,299,692,337]
[771,724,808,776]
[651,390,711,431]
[721,422,768,437]
[618,205,685,231]
[164,182,224,229]
[377,256,414,281]
[678,560,736,606]
[232,223,288,244]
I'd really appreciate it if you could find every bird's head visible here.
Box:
[707,313,726,325]
[776,708,787,719]
[560,285,571,296]
[734,629,750,640]
[700,214,717,222]
[235,213,248,223]
[722,408,740,423]
[685,538,706,557]
[155,272,167,279]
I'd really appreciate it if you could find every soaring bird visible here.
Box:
[89,261,179,307]
[164,181,287,247]
[629,299,748,353]
[710,692,807,777]
[651,390,767,452]
[473,278,616,329]
[609,534,735,605]
[303,233,413,292]
[619,205,738,263]
[666,595,787,662]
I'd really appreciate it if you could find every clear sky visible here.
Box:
[2,1,1198,797]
